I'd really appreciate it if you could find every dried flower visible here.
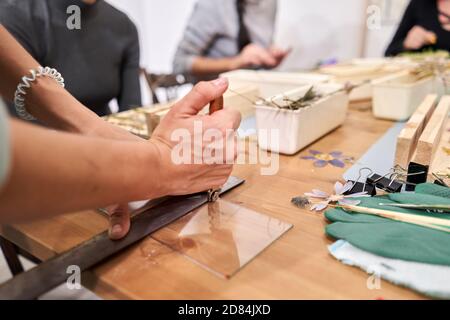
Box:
[266,86,322,110]
[291,196,311,209]
[301,150,353,168]
[407,55,450,93]
[304,181,369,212]
[283,87,322,110]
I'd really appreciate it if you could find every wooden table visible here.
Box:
[0,108,424,299]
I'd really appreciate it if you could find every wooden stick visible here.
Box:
[395,94,437,168]
[338,204,450,229]
[378,203,450,212]
[396,220,450,233]
[412,96,450,166]
[429,120,450,182]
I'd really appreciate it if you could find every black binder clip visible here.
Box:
[344,167,376,196]
[367,168,403,193]
[406,162,429,191]
[433,173,449,188]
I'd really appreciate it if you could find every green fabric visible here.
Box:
[416,183,450,198]
[325,184,450,266]
[389,193,450,206]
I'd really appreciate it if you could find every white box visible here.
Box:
[372,72,434,121]
[320,58,406,102]
[221,70,332,99]
[255,84,349,155]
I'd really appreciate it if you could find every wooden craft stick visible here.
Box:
[429,120,450,182]
[343,204,450,227]
[209,96,224,115]
[340,204,450,233]
[412,96,450,166]
[395,94,438,168]
[378,203,450,211]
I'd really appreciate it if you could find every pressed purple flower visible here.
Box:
[314,160,329,168]
[301,150,352,168]
[329,151,343,158]
[328,159,346,168]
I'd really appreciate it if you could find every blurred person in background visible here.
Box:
[173,0,290,81]
[0,0,141,117]
[386,0,450,56]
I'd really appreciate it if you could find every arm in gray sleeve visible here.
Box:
[172,0,222,74]
[117,20,142,112]
[0,100,11,190]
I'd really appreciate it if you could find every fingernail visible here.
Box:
[212,77,228,87]
[111,224,123,237]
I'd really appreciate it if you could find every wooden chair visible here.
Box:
[0,236,41,276]
[141,69,193,104]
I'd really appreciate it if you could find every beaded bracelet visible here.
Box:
[14,66,65,120]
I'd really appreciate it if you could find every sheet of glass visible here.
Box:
[151,200,292,279]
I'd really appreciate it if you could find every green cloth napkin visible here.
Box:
[325,184,450,266]
[416,183,450,198]
[388,193,450,206]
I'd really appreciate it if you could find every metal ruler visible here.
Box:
[0,176,244,300]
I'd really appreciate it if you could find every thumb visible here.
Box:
[107,203,131,240]
[172,78,229,116]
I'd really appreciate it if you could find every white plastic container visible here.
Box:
[320,58,406,102]
[372,72,434,121]
[221,70,332,99]
[255,84,349,155]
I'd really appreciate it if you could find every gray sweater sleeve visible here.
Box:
[117,19,142,111]
[0,100,10,190]
[172,0,223,74]
[0,0,47,61]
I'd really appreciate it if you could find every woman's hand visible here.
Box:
[232,44,290,70]
[269,46,291,66]
[235,43,277,68]
[110,77,241,240]
[403,25,437,50]
[81,110,143,240]
[151,77,241,196]
[81,79,239,240]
